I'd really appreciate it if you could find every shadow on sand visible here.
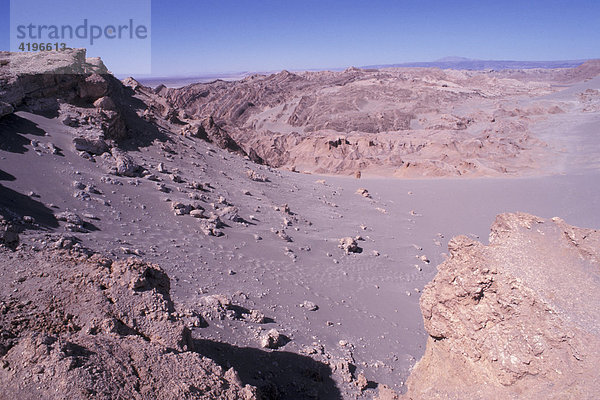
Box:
[193,338,343,400]
[0,184,58,229]
[0,113,47,154]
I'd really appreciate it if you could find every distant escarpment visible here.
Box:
[403,213,600,399]
[155,61,600,177]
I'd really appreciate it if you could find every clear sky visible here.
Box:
[1,0,599,76]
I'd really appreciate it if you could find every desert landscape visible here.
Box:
[0,48,599,400]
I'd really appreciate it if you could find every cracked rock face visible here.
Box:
[404,212,600,399]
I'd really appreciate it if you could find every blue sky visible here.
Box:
[1,0,599,76]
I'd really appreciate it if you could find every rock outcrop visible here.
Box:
[0,246,257,400]
[0,49,108,109]
[0,49,140,144]
[404,213,600,399]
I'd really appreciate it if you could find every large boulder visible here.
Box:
[404,212,600,399]
[73,137,110,155]
[111,148,141,177]
[93,96,117,111]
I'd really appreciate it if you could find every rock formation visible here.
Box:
[404,213,600,399]
[0,246,257,400]
[153,62,600,177]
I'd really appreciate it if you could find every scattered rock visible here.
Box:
[275,229,293,242]
[61,113,79,127]
[338,237,362,254]
[246,169,269,182]
[199,218,223,237]
[355,188,371,198]
[300,301,319,311]
[260,329,289,349]
[216,206,244,223]
[171,202,194,216]
[0,217,19,246]
[157,162,168,173]
[355,373,368,391]
[247,309,267,324]
[55,211,84,226]
[190,209,205,218]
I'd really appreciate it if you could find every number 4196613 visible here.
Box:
[18,43,67,51]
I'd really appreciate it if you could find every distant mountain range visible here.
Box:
[137,57,591,88]
[136,73,249,88]
[362,57,589,71]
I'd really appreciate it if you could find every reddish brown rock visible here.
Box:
[0,247,258,400]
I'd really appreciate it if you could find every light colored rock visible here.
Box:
[260,329,288,349]
[338,237,362,254]
[55,211,84,226]
[0,246,258,399]
[355,373,368,391]
[190,209,205,218]
[405,213,600,399]
[246,169,269,182]
[355,188,371,198]
[93,96,117,110]
[247,309,267,324]
[300,301,319,311]
[73,137,109,155]
[375,385,401,400]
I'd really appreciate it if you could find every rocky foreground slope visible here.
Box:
[0,246,257,400]
[403,213,600,399]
